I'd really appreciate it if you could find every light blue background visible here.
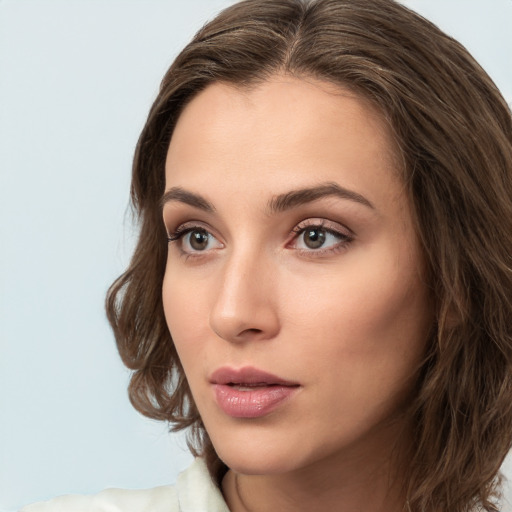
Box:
[1,1,511,510]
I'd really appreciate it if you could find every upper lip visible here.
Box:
[210,366,299,387]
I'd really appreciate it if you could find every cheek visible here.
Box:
[280,249,431,372]
[284,268,429,427]
[162,275,215,411]
[162,269,208,362]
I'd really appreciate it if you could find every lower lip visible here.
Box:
[213,384,298,418]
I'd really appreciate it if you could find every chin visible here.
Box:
[209,427,306,476]
[218,449,300,476]
[208,424,342,478]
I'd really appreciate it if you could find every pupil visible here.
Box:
[305,228,326,249]
[190,230,208,250]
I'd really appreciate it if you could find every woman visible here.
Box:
[23,0,512,511]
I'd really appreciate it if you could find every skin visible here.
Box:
[162,76,433,512]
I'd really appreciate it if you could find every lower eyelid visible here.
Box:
[167,220,352,256]
[288,230,352,254]
[167,226,224,256]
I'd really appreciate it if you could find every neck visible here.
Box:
[221,422,410,512]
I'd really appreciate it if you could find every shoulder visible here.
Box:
[20,458,229,512]
[20,485,177,512]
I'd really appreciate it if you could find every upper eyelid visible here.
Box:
[292,218,354,236]
[167,226,206,241]
[166,220,214,236]
[166,217,354,243]
[167,225,223,255]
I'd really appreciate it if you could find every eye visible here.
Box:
[290,220,353,254]
[186,229,211,251]
[167,226,222,254]
[300,227,329,249]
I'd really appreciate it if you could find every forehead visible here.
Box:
[165,75,404,211]
[168,76,394,157]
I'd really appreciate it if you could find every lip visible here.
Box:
[210,366,300,419]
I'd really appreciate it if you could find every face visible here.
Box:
[162,76,432,477]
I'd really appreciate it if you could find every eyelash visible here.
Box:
[290,220,353,256]
[166,219,354,258]
[166,224,219,258]
[167,225,203,243]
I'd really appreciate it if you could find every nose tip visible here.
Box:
[210,300,280,343]
[210,320,269,343]
[209,260,280,344]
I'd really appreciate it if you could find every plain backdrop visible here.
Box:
[1,1,511,510]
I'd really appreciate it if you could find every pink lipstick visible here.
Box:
[210,367,300,418]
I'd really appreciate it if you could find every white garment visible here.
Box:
[19,458,230,512]
[20,459,511,512]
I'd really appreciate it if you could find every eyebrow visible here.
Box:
[267,182,374,213]
[160,182,374,214]
[160,187,215,212]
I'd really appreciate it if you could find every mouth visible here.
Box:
[210,366,299,387]
[225,383,284,391]
[210,366,300,418]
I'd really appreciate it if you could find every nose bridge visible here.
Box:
[209,242,279,342]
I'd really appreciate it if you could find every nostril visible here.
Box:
[242,328,263,335]
[209,298,280,342]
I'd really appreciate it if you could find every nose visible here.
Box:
[209,249,280,343]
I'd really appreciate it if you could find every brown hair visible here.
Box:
[106,0,512,510]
